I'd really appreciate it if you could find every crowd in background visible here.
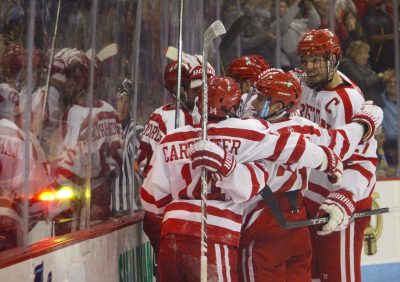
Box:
[0,0,398,254]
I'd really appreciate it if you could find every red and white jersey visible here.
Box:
[0,119,52,224]
[55,100,122,189]
[32,86,62,124]
[141,117,326,247]
[137,103,199,177]
[228,116,365,232]
[297,71,378,206]
[0,83,21,122]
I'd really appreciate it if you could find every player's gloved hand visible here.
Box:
[317,189,355,235]
[51,48,84,82]
[182,54,215,88]
[352,100,383,142]
[317,146,343,185]
[190,140,237,177]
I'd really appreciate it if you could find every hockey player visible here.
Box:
[226,55,269,117]
[237,70,382,281]
[50,48,122,233]
[226,55,269,94]
[138,54,215,277]
[141,76,345,281]
[137,55,215,178]
[296,29,379,281]
[0,46,52,250]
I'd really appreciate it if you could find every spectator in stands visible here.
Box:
[362,0,395,72]
[339,11,366,51]
[1,5,25,47]
[271,0,321,69]
[383,139,399,176]
[339,40,394,107]
[375,126,390,179]
[381,73,398,142]
[241,0,276,65]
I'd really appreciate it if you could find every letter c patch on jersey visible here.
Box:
[325,98,340,114]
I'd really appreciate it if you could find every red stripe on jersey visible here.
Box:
[268,132,290,161]
[94,111,119,121]
[184,111,193,125]
[345,154,378,165]
[276,171,298,193]
[162,218,241,246]
[208,127,265,141]
[149,113,167,136]
[160,130,199,144]
[329,130,338,150]
[287,134,306,163]
[299,167,308,190]
[336,129,351,159]
[167,201,242,223]
[55,166,85,185]
[308,182,330,198]
[345,164,374,185]
[254,162,269,184]
[335,88,353,124]
[244,163,260,198]
[140,187,173,208]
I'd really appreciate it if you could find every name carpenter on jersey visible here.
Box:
[162,138,242,162]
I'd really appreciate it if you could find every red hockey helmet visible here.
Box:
[297,29,341,89]
[255,71,301,117]
[163,60,190,97]
[226,55,270,83]
[0,43,26,80]
[297,29,341,59]
[198,76,241,119]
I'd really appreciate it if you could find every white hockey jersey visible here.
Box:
[137,103,199,177]
[239,116,366,231]
[0,83,21,122]
[141,117,327,247]
[55,100,122,189]
[297,71,378,206]
[0,119,52,227]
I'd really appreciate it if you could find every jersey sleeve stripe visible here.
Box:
[244,163,261,198]
[336,88,354,124]
[208,127,265,141]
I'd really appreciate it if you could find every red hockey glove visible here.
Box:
[317,146,343,185]
[190,140,237,177]
[352,101,383,142]
[317,189,355,235]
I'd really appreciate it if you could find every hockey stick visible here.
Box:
[85,43,118,62]
[42,0,62,118]
[200,20,226,282]
[260,184,400,229]
[175,0,185,129]
[219,15,251,75]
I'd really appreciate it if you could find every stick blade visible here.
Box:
[204,20,226,46]
[164,46,179,60]
[219,15,251,51]
[96,43,118,61]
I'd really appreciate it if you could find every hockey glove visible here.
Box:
[182,54,215,88]
[190,140,237,177]
[317,189,356,235]
[317,146,343,185]
[352,101,383,142]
